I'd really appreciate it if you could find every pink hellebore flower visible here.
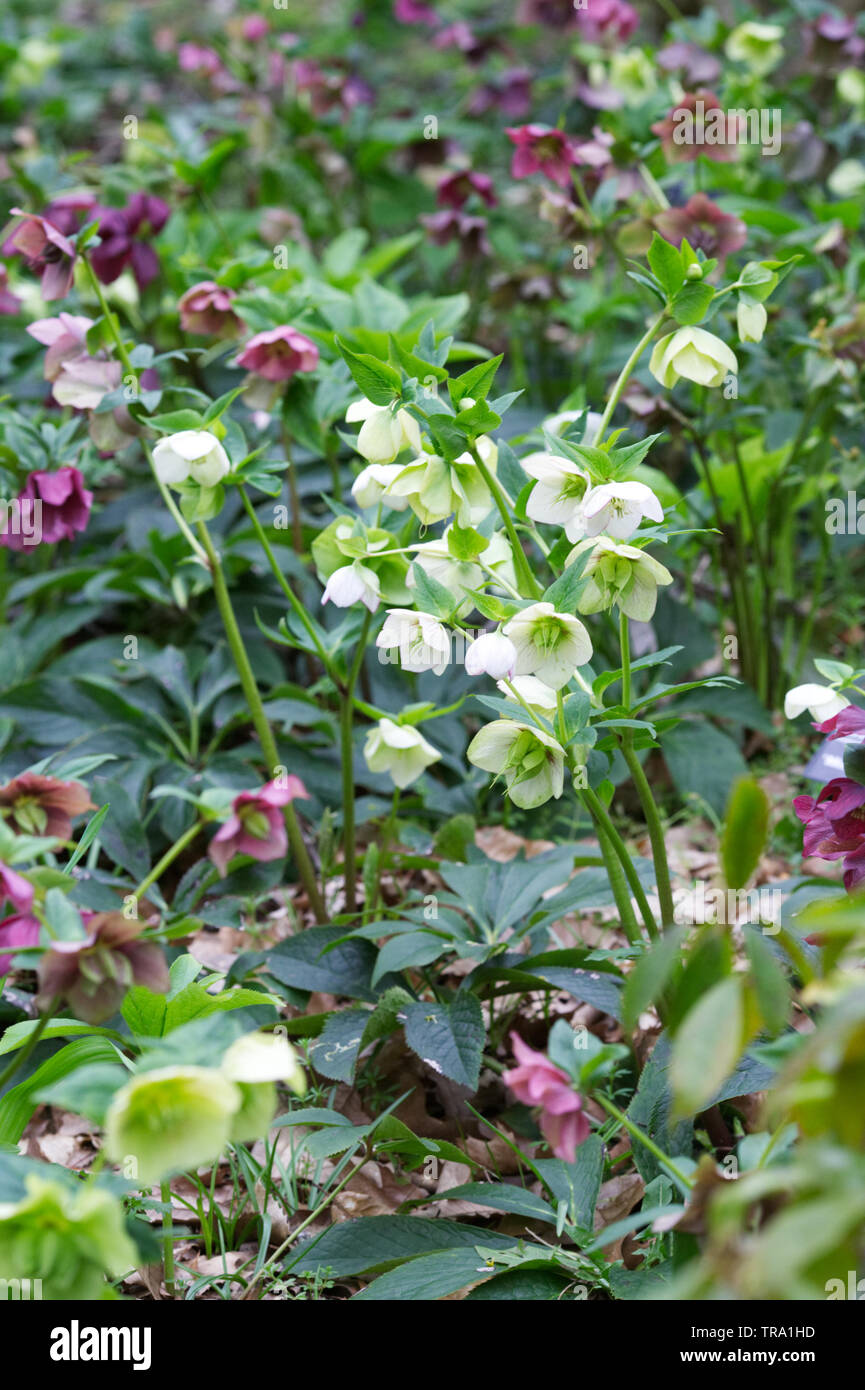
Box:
[241,16,270,41]
[3,209,77,300]
[27,313,121,409]
[506,125,579,189]
[235,326,319,383]
[504,1032,590,1163]
[794,778,865,891]
[0,467,93,551]
[0,266,21,316]
[653,194,746,267]
[393,0,438,24]
[178,280,242,337]
[817,706,865,740]
[574,0,639,43]
[0,773,93,839]
[0,914,40,977]
[0,863,34,913]
[209,778,310,878]
[178,43,223,77]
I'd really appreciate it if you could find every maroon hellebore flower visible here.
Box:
[818,706,865,740]
[209,777,310,878]
[794,778,865,890]
[0,773,94,839]
[36,913,169,1023]
[178,280,242,337]
[469,69,533,120]
[421,210,491,256]
[651,92,741,164]
[506,125,580,189]
[574,0,639,43]
[0,914,40,977]
[653,194,747,267]
[235,326,319,382]
[504,1032,590,1163]
[0,863,34,914]
[0,467,94,551]
[90,194,171,290]
[3,209,77,301]
[393,0,437,24]
[436,170,497,209]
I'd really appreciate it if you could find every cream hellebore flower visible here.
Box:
[542,409,603,444]
[583,481,664,540]
[385,436,498,527]
[737,298,767,344]
[465,631,517,680]
[649,328,738,390]
[522,452,592,541]
[152,430,231,487]
[569,537,674,622]
[408,529,516,619]
[724,21,784,75]
[784,684,850,722]
[351,462,408,510]
[376,608,451,675]
[468,720,565,809]
[503,601,593,690]
[345,398,422,464]
[364,717,441,788]
[496,674,559,720]
[103,1066,242,1184]
[321,561,381,612]
[221,1031,307,1143]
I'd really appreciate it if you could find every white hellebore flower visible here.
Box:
[152,430,231,488]
[569,537,674,622]
[649,328,738,390]
[496,674,559,720]
[376,608,451,675]
[737,298,767,344]
[222,1031,306,1093]
[321,561,381,612]
[351,462,407,510]
[385,436,498,527]
[364,717,441,789]
[783,684,850,722]
[583,481,664,540]
[465,631,517,680]
[345,398,422,464]
[522,452,592,541]
[408,529,516,619]
[542,409,603,445]
[503,601,593,690]
[468,720,565,810]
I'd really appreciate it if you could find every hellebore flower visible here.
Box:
[89,193,171,290]
[496,674,559,720]
[569,537,674,621]
[0,466,93,552]
[0,773,93,838]
[465,631,517,680]
[651,91,741,164]
[467,720,565,809]
[322,562,381,612]
[436,170,497,209]
[0,914,40,977]
[506,125,580,188]
[312,519,411,608]
[178,280,242,337]
[152,430,231,488]
[574,0,639,44]
[737,298,768,343]
[784,684,850,722]
[235,326,319,382]
[208,777,309,879]
[351,462,407,509]
[408,528,516,619]
[385,439,497,527]
[27,313,120,410]
[421,210,491,257]
[0,1175,138,1301]
[724,21,784,75]
[363,718,441,789]
[817,705,865,739]
[656,40,720,86]
[104,1066,242,1183]
[503,1033,590,1162]
[582,480,664,540]
[503,601,593,690]
[221,1031,307,1143]
[523,451,592,540]
[3,209,76,300]
[653,194,747,267]
[36,912,169,1024]
[345,398,422,464]
[0,863,34,913]
[649,327,738,390]
[0,266,21,316]
[794,779,865,890]
[376,609,451,675]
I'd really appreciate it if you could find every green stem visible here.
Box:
[197,522,326,922]
[595,818,641,946]
[0,1001,57,1093]
[581,786,658,941]
[161,1180,175,1296]
[466,441,542,599]
[237,484,332,671]
[595,1094,693,1194]
[341,611,373,913]
[280,425,303,554]
[132,821,203,903]
[595,312,666,445]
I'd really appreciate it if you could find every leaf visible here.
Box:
[662,721,748,817]
[288,1213,518,1277]
[0,1018,119,1057]
[428,1181,556,1223]
[448,355,503,406]
[466,1268,572,1300]
[622,926,688,1031]
[266,927,384,1003]
[670,281,714,326]
[353,1248,523,1301]
[403,992,485,1088]
[647,232,685,298]
[371,931,448,987]
[671,977,744,1119]
[721,776,770,890]
[335,339,401,406]
[0,1038,124,1146]
[34,1063,129,1125]
[533,1135,605,1226]
[90,775,151,882]
[306,1008,369,1082]
[408,562,456,620]
[744,928,792,1037]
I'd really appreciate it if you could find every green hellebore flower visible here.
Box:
[221,1031,307,1143]
[649,327,738,390]
[568,537,674,622]
[503,601,593,690]
[724,21,784,75]
[467,719,565,809]
[311,518,410,607]
[104,1066,241,1184]
[385,437,497,527]
[0,1175,137,1300]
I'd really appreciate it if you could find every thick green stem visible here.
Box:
[594,1094,693,1194]
[595,818,641,946]
[197,522,326,922]
[595,311,666,445]
[161,1180,176,1296]
[466,441,542,599]
[341,612,373,913]
[581,786,658,941]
